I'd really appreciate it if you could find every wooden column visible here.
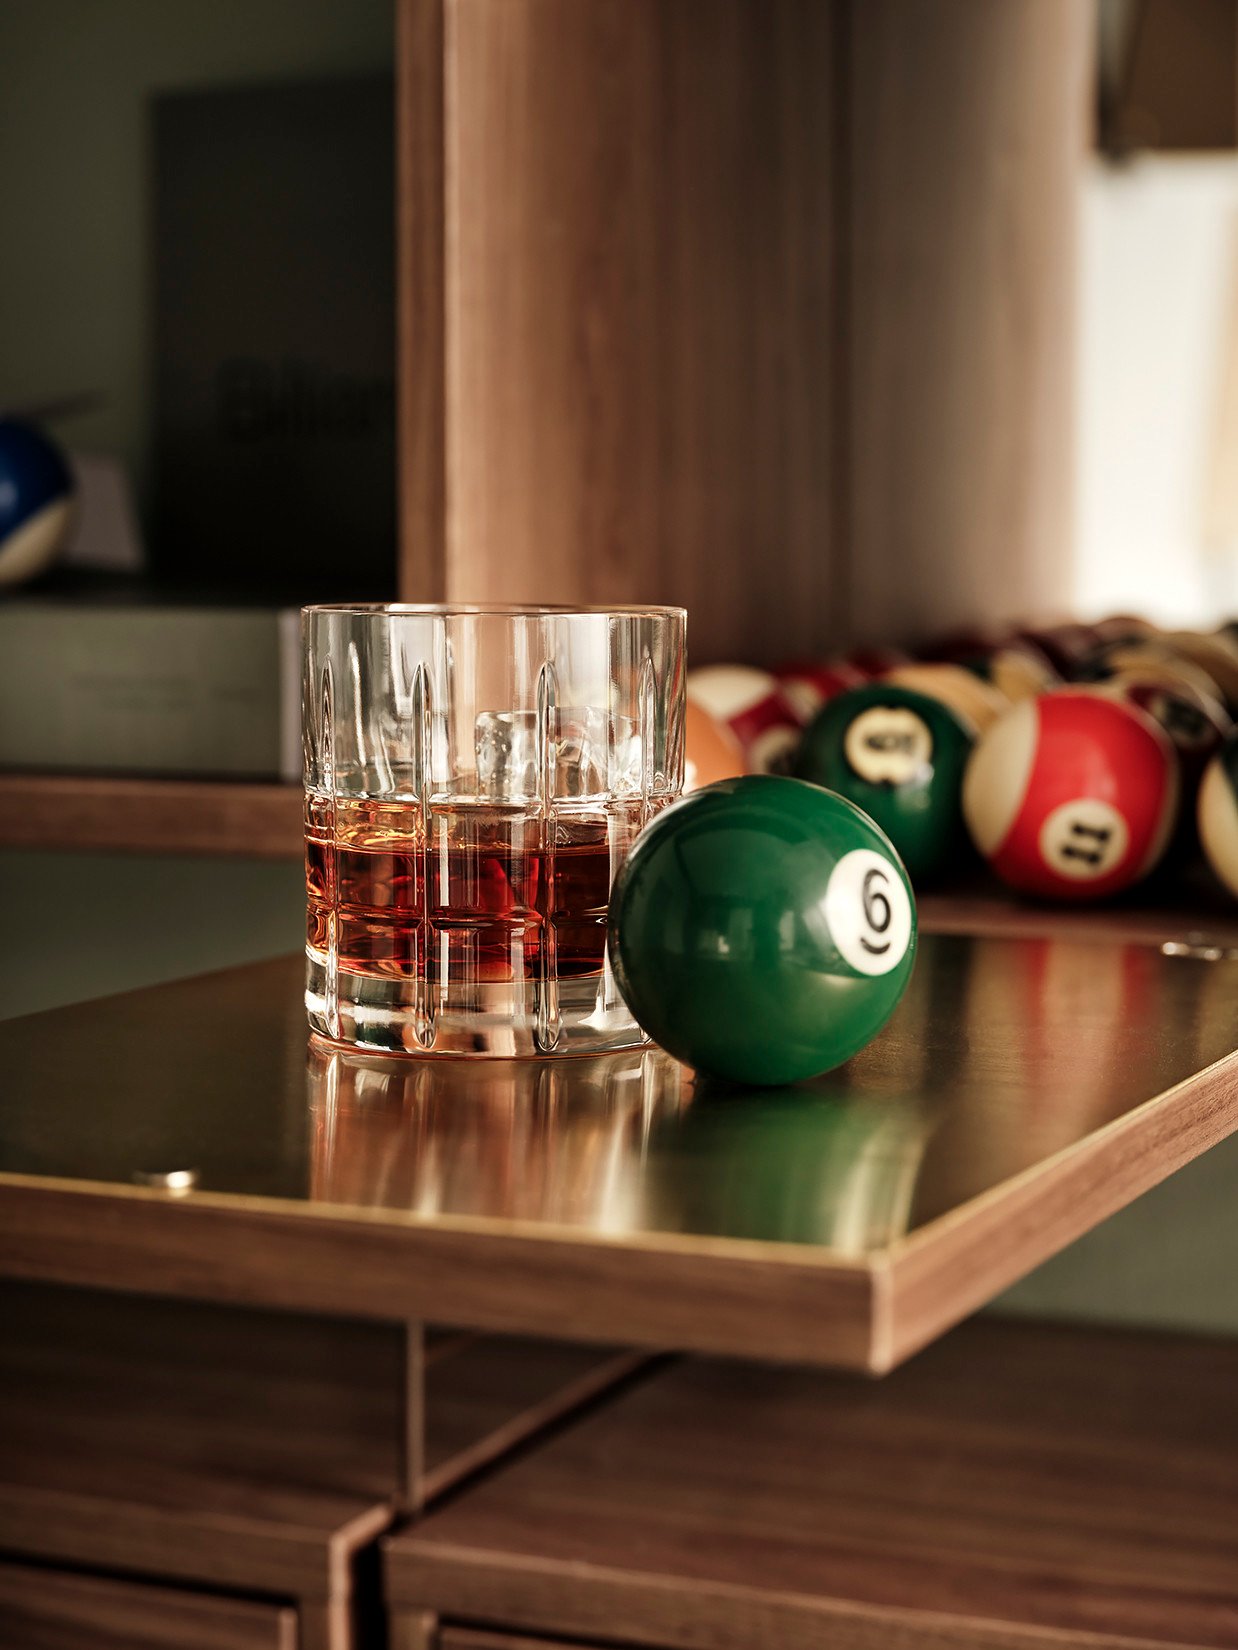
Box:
[397,0,1091,663]
[399,0,840,665]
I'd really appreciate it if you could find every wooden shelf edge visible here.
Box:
[918,872,1238,950]
[0,773,302,859]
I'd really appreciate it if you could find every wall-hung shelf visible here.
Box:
[0,773,302,858]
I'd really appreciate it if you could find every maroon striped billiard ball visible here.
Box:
[773,658,866,726]
[962,692,1178,900]
[686,665,802,774]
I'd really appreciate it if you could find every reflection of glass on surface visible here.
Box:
[305,1038,933,1252]
[308,1039,688,1231]
[303,604,685,1057]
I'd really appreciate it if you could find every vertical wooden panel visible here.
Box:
[398,0,1087,661]
[441,0,839,665]
[846,0,1091,644]
[1110,0,1237,152]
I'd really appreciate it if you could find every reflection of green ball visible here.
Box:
[793,684,973,883]
[641,1083,929,1247]
[608,775,916,1085]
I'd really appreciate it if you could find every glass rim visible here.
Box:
[302,600,686,621]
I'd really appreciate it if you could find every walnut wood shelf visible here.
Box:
[389,1317,1238,1650]
[0,772,302,857]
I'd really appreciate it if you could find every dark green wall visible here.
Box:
[0,0,392,507]
[0,850,303,1018]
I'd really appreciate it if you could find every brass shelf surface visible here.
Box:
[1,932,1236,1370]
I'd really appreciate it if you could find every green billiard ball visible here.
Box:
[792,683,974,883]
[608,775,916,1086]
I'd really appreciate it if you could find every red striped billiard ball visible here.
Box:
[773,659,866,726]
[962,692,1178,900]
[686,665,801,774]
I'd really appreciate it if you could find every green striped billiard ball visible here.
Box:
[607,775,916,1086]
[792,683,974,883]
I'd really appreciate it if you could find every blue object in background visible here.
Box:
[0,418,76,587]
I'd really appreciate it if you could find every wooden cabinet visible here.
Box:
[1,945,1237,1644]
[388,1318,1238,1650]
[0,1561,294,1650]
[0,1283,641,1650]
[0,1284,403,1649]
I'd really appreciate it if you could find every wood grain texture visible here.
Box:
[0,1561,295,1650]
[428,0,838,665]
[392,1614,441,1650]
[396,0,1086,659]
[0,773,301,857]
[846,0,1090,644]
[389,1319,1238,1650]
[423,1340,650,1505]
[440,1634,584,1650]
[396,0,448,602]
[0,1178,878,1367]
[0,1281,654,1644]
[0,1283,404,1599]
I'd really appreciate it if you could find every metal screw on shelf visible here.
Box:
[1161,938,1238,962]
[131,1168,199,1195]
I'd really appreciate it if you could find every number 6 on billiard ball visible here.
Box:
[823,848,914,975]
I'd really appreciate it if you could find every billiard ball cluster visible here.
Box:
[685,617,1238,903]
[616,617,1238,1086]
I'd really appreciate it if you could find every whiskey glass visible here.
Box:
[303,603,686,1055]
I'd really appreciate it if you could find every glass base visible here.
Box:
[305,948,649,1057]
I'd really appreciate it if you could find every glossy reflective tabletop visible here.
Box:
[1,933,1236,1371]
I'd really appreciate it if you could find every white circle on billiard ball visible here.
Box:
[686,664,777,722]
[1037,799,1130,880]
[825,849,914,976]
[844,706,933,786]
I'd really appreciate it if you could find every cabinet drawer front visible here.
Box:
[0,1560,295,1650]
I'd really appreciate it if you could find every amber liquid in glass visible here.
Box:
[305,796,616,986]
